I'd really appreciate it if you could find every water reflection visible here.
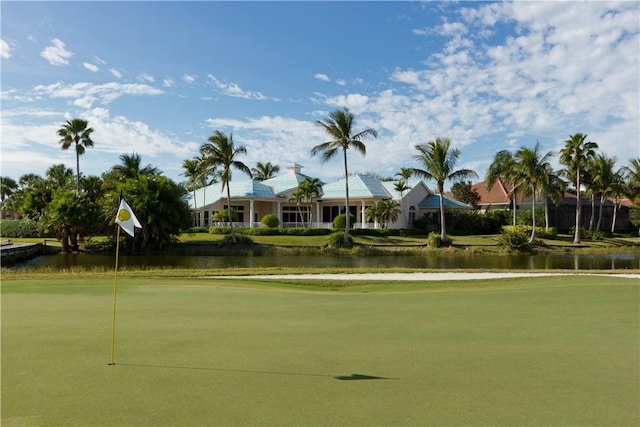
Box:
[12,252,640,271]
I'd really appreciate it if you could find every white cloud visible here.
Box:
[0,107,198,181]
[33,82,164,108]
[207,74,267,100]
[182,73,196,84]
[138,73,155,83]
[109,69,123,78]
[336,79,346,86]
[40,38,73,66]
[0,39,12,59]
[323,93,370,112]
[163,78,175,87]
[314,73,330,82]
[83,62,99,72]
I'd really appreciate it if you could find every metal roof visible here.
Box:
[321,174,392,199]
[418,194,473,210]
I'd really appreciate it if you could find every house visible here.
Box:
[471,178,517,212]
[470,178,632,232]
[518,193,631,232]
[184,164,471,230]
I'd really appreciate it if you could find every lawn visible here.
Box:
[2,275,639,426]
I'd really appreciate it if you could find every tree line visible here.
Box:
[1,110,639,251]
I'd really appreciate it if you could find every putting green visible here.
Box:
[2,276,638,426]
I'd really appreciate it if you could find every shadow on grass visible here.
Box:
[116,362,396,381]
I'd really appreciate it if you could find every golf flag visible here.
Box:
[115,197,142,237]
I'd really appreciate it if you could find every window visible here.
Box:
[283,205,309,224]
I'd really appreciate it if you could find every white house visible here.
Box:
[184,164,471,229]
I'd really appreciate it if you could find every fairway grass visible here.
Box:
[2,276,639,426]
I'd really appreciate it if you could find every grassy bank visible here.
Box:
[2,275,638,426]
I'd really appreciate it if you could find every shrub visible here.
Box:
[261,214,279,228]
[219,234,254,246]
[327,231,353,248]
[332,213,356,230]
[427,232,452,248]
[0,219,46,238]
[499,226,531,249]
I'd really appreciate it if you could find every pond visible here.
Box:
[10,251,640,271]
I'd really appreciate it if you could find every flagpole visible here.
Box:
[109,225,121,365]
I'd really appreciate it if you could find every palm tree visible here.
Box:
[411,137,478,244]
[112,153,160,180]
[559,133,598,243]
[298,177,322,227]
[366,200,400,229]
[540,165,566,231]
[46,164,74,190]
[200,130,251,243]
[1,176,18,204]
[609,166,627,233]
[311,108,377,246]
[251,162,280,181]
[485,150,521,226]
[57,118,95,192]
[393,178,411,227]
[514,142,554,243]
[182,158,202,227]
[588,154,617,232]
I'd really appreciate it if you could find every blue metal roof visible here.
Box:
[185,180,275,209]
[321,174,391,199]
[418,194,473,209]
[262,173,319,195]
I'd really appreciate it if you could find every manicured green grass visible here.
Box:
[2,275,638,426]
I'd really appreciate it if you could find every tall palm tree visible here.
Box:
[485,150,521,226]
[1,176,18,204]
[540,165,566,230]
[182,158,202,227]
[311,108,377,245]
[251,162,280,181]
[559,133,598,243]
[393,179,411,227]
[298,177,322,227]
[200,130,251,243]
[112,153,160,180]
[57,118,95,192]
[46,164,74,190]
[411,137,478,244]
[588,154,617,232]
[609,166,627,233]
[514,142,554,243]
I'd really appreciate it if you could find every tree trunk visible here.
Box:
[75,149,81,193]
[438,182,446,243]
[611,200,618,233]
[588,195,595,231]
[529,185,536,243]
[544,195,550,230]
[574,176,581,243]
[227,185,236,243]
[343,149,350,245]
[596,195,604,232]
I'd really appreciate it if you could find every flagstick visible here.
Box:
[109,226,121,366]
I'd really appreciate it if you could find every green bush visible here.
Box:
[499,226,531,249]
[332,213,356,230]
[426,232,452,248]
[327,231,353,248]
[261,214,279,228]
[219,234,254,246]
[517,208,545,227]
[0,219,47,238]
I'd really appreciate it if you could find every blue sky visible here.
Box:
[1,1,638,189]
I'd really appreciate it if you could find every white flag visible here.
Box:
[115,197,142,237]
